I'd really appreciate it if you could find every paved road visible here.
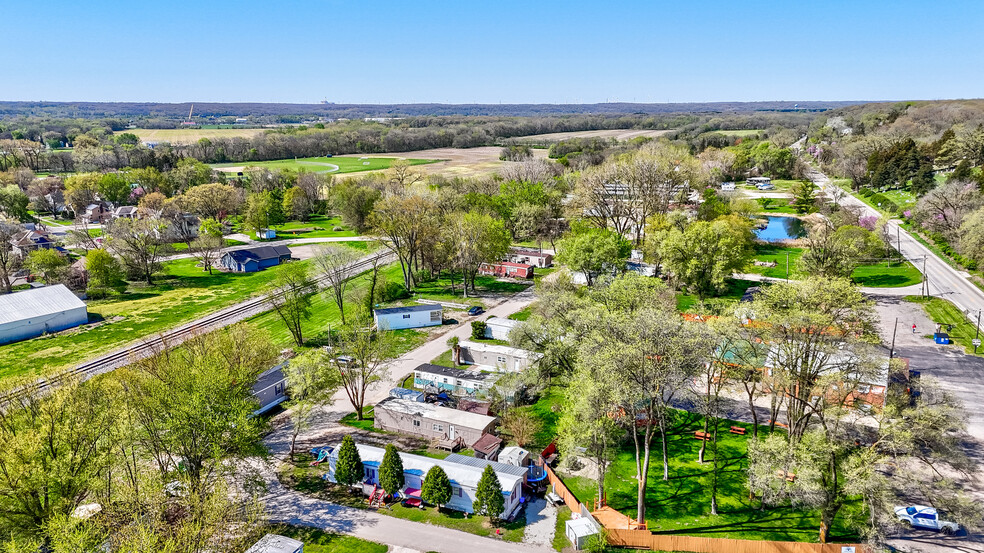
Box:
[809,168,984,320]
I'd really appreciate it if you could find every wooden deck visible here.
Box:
[591,506,647,530]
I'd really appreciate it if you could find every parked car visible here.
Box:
[895,505,959,535]
[756,183,776,190]
[467,306,484,316]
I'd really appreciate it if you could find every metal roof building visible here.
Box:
[0,284,87,345]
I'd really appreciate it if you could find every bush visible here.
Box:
[471,321,487,340]
[380,281,409,302]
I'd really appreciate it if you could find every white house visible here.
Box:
[483,317,521,341]
[324,443,526,518]
[458,340,542,373]
[0,285,88,345]
[374,304,442,331]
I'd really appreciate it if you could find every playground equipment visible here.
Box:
[310,446,332,466]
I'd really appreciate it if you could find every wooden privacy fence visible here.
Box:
[544,464,582,514]
[608,529,868,553]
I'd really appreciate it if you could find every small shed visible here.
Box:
[256,228,277,239]
[484,317,521,341]
[244,534,303,553]
[499,446,532,467]
[566,517,600,550]
[390,387,425,402]
[471,433,504,461]
[373,304,442,331]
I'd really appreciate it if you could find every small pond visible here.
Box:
[754,216,807,242]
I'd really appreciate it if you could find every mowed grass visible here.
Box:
[559,411,862,542]
[116,127,267,144]
[269,214,360,239]
[905,295,984,355]
[747,244,922,287]
[676,279,759,312]
[0,243,367,380]
[212,156,437,175]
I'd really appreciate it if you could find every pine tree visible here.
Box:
[472,465,505,522]
[378,444,405,495]
[421,465,453,508]
[334,435,363,488]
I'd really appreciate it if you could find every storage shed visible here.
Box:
[0,284,87,345]
[219,245,292,273]
[244,534,303,553]
[499,446,532,467]
[483,317,521,341]
[373,304,442,331]
[566,517,600,549]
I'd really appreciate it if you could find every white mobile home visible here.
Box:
[252,363,288,416]
[483,317,521,341]
[458,340,542,373]
[244,534,303,553]
[324,443,525,518]
[413,363,499,396]
[373,304,442,330]
[373,397,497,448]
[0,285,87,345]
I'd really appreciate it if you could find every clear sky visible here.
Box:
[6,0,983,104]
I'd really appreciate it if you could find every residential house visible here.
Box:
[10,230,55,257]
[218,245,292,273]
[82,203,113,224]
[458,340,542,373]
[252,363,288,416]
[483,316,521,341]
[160,212,201,243]
[113,205,138,219]
[373,397,497,450]
[478,262,534,278]
[0,284,88,345]
[413,363,499,397]
[324,443,525,517]
[507,247,553,268]
[373,304,442,331]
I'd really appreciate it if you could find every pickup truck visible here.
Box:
[895,505,959,535]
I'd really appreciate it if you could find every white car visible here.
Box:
[895,505,959,535]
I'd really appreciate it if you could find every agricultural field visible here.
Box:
[0,242,369,380]
[508,128,672,142]
[212,155,437,175]
[115,127,268,144]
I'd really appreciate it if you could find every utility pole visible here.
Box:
[975,310,982,355]
[890,317,898,359]
[785,251,789,282]
[922,255,928,298]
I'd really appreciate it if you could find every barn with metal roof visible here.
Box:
[0,284,88,345]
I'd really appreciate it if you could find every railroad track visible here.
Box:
[0,251,393,404]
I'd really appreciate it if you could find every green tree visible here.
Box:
[97,173,132,206]
[267,262,313,346]
[554,228,631,286]
[282,186,313,221]
[334,435,363,488]
[314,244,361,325]
[0,186,31,222]
[333,315,394,420]
[25,248,67,285]
[791,179,818,214]
[191,218,225,274]
[378,444,405,496]
[696,188,730,221]
[658,215,754,300]
[421,465,453,508]
[448,211,512,296]
[332,182,380,233]
[0,218,23,293]
[800,223,882,279]
[282,350,342,460]
[472,465,505,522]
[104,217,173,285]
[243,191,284,236]
[63,173,101,215]
[181,183,242,220]
[85,248,127,296]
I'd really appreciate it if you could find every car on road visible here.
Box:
[467,306,484,316]
[895,505,959,535]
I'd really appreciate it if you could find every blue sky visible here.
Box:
[6,1,983,104]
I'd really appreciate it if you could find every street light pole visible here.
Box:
[975,309,981,355]
[890,317,898,359]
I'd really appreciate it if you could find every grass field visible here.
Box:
[746,244,922,287]
[558,410,862,542]
[676,279,759,312]
[212,156,437,175]
[714,129,765,137]
[0,243,368,380]
[272,526,387,553]
[905,296,984,356]
[116,128,267,144]
[267,215,360,239]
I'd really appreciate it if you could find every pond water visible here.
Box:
[754,216,807,242]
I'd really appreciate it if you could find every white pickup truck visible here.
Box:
[895,505,959,535]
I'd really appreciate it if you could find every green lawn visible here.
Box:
[407,272,531,307]
[212,156,437,174]
[269,214,360,239]
[272,526,387,553]
[559,411,862,543]
[0,242,370,380]
[676,279,759,312]
[756,202,799,215]
[905,296,984,355]
[508,307,532,321]
[170,238,246,252]
[747,244,803,279]
[339,407,383,433]
[506,386,565,450]
[553,506,573,551]
[747,244,922,287]
[430,349,455,367]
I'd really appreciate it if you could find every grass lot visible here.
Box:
[117,127,268,144]
[272,526,387,553]
[559,411,861,542]
[508,306,532,321]
[676,279,758,312]
[0,242,370,380]
[905,296,984,355]
[170,238,246,252]
[738,179,799,191]
[553,505,573,551]
[278,452,526,542]
[503,386,565,450]
[756,201,799,215]
[430,349,455,367]
[339,407,382,433]
[269,214,360,239]
[407,272,531,308]
[212,156,437,175]
[746,244,922,287]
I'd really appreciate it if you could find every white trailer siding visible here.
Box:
[374,305,442,330]
[0,285,88,345]
[483,317,521,341]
